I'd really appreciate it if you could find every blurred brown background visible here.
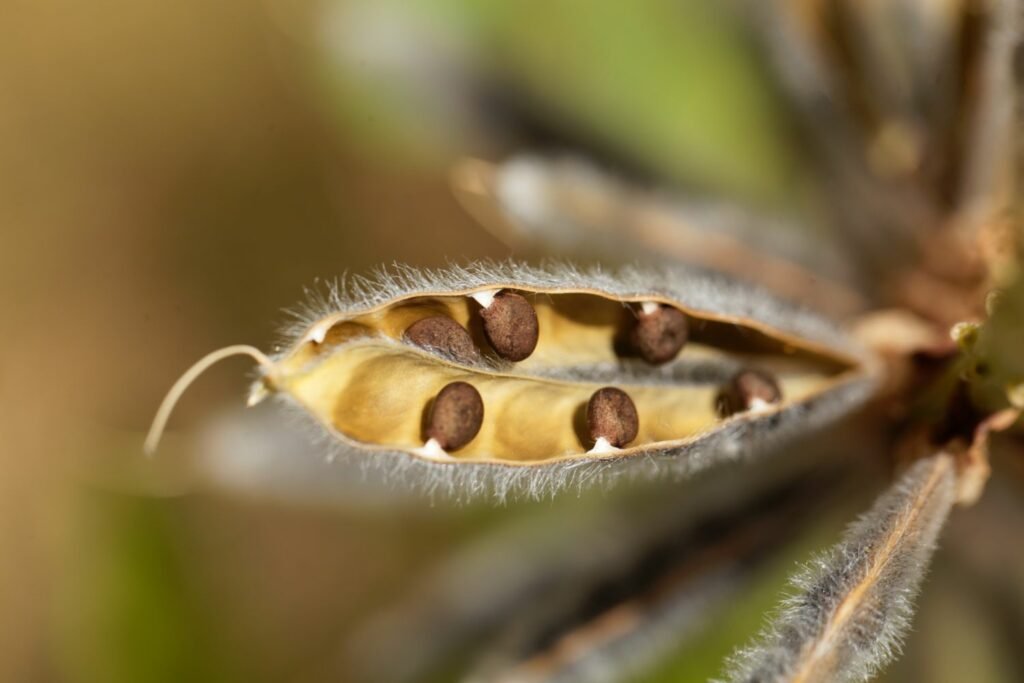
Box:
[1,1,508,680]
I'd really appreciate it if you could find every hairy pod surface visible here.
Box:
[229,263,881,499]
[721,453,958,683]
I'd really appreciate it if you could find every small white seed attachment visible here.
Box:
[587,436,621,455]
[306,320,332,344]
[470,289,499,308]
[415,438,456,461]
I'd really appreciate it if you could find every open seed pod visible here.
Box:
[150,263,880,500]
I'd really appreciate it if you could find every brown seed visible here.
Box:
[479,291,539,361]
[425,381,484,450]
[404,316,480,364]
[586,387,639,448]
[628,304,688,365]
[716,369,783,417]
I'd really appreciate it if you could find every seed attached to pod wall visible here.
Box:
[628,303,689,365]
[424,381,485,451]
[479,291,539,361]
[716,369,783,417]
[587,387,639,448]
[404,316,480,364]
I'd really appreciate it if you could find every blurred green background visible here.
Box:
[2,1,1021,682]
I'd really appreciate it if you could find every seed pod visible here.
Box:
[627,303,688,364]
[425,381,484,450]
[450,155,866,317]
[479,291,539,361]
[587,387,639,447]
[716,369,783,417]
[404,316,480,364]
[723,453,957,683]
[152,263,878,499]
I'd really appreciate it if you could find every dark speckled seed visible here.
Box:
[629,304,688,365]
[425,381,484,450]
[587,387,639,447]
[716,369,782,417]
[404,316,480,364]
[479,291,539,361]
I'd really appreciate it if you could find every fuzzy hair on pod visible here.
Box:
[270,377,875,504]
[258,261,880,503]
[719,453,958,683]
[280,261,866,358]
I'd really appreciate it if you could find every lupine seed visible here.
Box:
[629,303,688,365]
[404,316,480,364]
[479,291,539,361]
[425,381,484,450]
[586,387,639,447]
[716,369,782,417]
